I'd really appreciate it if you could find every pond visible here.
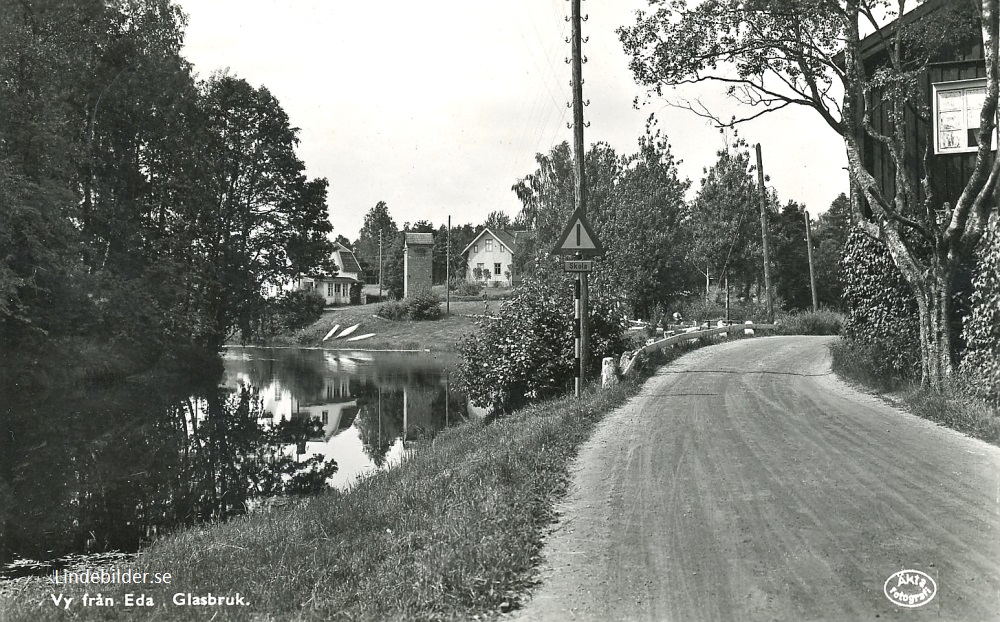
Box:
[0,347,471,577]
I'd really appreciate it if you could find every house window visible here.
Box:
[473,244,478,253]
[321,410,329,424]
[334,283,342,295]
[494,263,502,276]
[327,283,334,296]
[934,79,996,154]
[485,239,493,252]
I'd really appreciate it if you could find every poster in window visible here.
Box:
[939,110,963,132]
[938,89,963,112]
[939,129,962,151]
[966,87,986,129]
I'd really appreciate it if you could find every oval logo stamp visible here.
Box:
[884,569,937,608]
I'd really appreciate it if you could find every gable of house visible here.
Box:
[333,244,362,280]
[462,228,533,283]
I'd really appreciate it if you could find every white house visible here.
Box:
[461,228,531,286]
[286,243,365,305]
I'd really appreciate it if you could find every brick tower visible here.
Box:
[403,232,434,297]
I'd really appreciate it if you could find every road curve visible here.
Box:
[515,336,1000,621]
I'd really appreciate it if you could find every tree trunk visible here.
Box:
[912,259,955,390]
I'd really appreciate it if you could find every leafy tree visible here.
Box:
[484,210,512,231]
[812,193,853,307]
[381,232,406,299]
[620,0,998,389]
[409,220,435,233]
[432,222,473,285]
[591,128,693,317]
[512,142,577,257]
[354,201,398,283]
[685,139,766,303]
[197,74,334,346]
[771,201,813,311]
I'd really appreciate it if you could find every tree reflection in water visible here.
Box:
[2,349,470,573]
[1,365,336,568]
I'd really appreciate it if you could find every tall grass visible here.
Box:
[775,309,844,336]
[830,339,1000,446]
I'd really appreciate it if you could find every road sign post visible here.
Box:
[553,210,604,397]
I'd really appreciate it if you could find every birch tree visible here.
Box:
[620,0,999,389]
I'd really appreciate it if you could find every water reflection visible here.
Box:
[1,348,467,573]
[222,348,468,489]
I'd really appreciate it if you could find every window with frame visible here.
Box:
[334,283,342,295]
[494,263,501,276]
[485,239,493,252]
[934,79,996,154]
[473,243,478,253]
[327,283,335,296]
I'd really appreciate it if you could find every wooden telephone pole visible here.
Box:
[571,0,589,393]
[805,210,818,312]
[754,143,774,322]
[446,215,451,315]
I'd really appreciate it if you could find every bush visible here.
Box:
[407,289,442,320]
[376,299,410,321]
[375,290,442,321]
[839,227,921,385]
[271,289,326,333]
[458,275,631,414]
[961,217,1000,403]
[451,280,481,296]
[775,309,844,335]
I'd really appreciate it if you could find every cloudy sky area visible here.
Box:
[176,0,850,240]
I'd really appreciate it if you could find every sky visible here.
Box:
[175,0,850,240]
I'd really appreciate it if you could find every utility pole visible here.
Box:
[804,209,818,312]
[754,143,775,323]
[571,0,589,394]
[378,230,383,302]
[446,215,451,316]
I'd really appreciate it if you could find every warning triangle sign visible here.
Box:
[551,209,604,257]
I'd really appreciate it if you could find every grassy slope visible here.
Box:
[269,300,489,352]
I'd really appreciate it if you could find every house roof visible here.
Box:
[404,232,434,246]
[335,243,362,274]
[460,228,532,256]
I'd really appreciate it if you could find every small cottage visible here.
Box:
[461,228,531,287]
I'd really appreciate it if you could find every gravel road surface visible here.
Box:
[516,336,1000,621]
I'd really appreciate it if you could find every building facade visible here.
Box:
[461,228,530,286]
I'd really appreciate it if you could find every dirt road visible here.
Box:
[516,336,1000,621]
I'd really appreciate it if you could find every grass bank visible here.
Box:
[266,300,488,352]
[830,339,1000,447]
